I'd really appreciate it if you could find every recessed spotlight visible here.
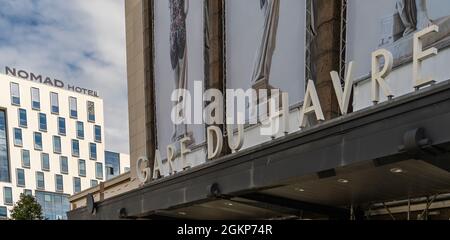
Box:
[390,168,404,174]
[295,188,305,192]
[225,202,233,206]
[178,212,187,216]
[337,179,349,184]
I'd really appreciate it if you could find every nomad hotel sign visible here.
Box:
[5,66,99,97]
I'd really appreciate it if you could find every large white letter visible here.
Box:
[207,126,223,160]
[299,80,325,129]
[331,61,354,115]
[167,144,176,175]
[180,136,192,169]
[171,89,192,124]
[152,150,164,179]
[136,156,151,184]
[413,25,439,89]
[204,89,224,125]
[371,49,393,104]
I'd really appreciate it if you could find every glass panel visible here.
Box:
[50,92,59,114]
[73,177,81,194]
[69,97,77,118]
[90,143,97,160]
[94,125,102,143]
[60,156,68,174]
[0,206,6,218]
[55,175,63,192]
[58,118,66,135]
[78,160,86,177]
[22,150,30,168]
[76,121,84,139]
[53,136,61,154]
[36,172,45,189]
[41,153,50,171]
[3,187,13,205]
[24,189,32,196]
[35,191,70,220]
[0,111,10,182]
[39,113,47,131]
[34,132,43,150]
[90,180,98,187]
[72,140,79,157]
[10,83,20,105]
[87,101,95,122]
[96,162,103,180]
[105,151,120,180]
[14,128,23,147]
[31,88,40,110]
[16,169,25,187]
[18,109,27,127]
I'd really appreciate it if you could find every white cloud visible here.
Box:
[0,0,129,154]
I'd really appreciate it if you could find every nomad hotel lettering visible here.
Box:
[5,67,99,97]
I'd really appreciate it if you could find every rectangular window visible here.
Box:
[76,121,84,139]
[39,113,47,132]
[21,149,30,168]
[14,128,23,147]
[55,175,64,192]
[78,159,86,177]
[0,206,7,219]
[34,132,43,151]
[24,189,32,196]
[0,111,11,182]
[36,171,45,190]
[73,177,81,194]
[90,180,98,188]
[69,97,77,119]
[94,125,102,143]
[95,162,103,180]
[18,108,27,128]
[60,156,68,174]
[53,136,62,154]
[58,117,66,136]
[87,101,95,122]
[50,92,59,114]
[41,153,50,171]
[3,187,13,205]
[72,139,80,157]
[89,143,97,160]
[31,87,40,110]
[16,168,25,187]
[10,82,20,106]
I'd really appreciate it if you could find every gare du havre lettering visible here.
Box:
[135,25,440,184]
[5,66,99,97]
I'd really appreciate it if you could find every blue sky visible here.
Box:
[0,0,129,154]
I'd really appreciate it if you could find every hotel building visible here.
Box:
[0,72,105,220]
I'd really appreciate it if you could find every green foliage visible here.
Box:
[10,194,43,220]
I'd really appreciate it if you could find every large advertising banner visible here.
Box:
[154,0,205,162]
[225,0,307,106]
[347,0,450,109]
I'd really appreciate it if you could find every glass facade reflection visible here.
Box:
[35,191,70,220]
[0,110,10,183]
[105,151,120,180]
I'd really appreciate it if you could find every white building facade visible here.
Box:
[0,72,105,220]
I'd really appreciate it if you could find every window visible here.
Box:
[35,191,70,220]
[31,88,40,110]
[55,175,64,192]
[50,92,59,114]
[10,82,20,105]
[76,121,84,139]
[78,159,86,177]
[58,117,66,135]
[60,156,68,174]
[89,143,97,160]
[34,132,43,151]
[72,139,80,157]
[95,162,103,180]
[24,189,32,196]
[105,151,120,180]
[41,153,50,171]
[90,180,98,188]
[3,187,13,205]
[0,206,7,219]
[53,136,62,154]
[87,101,95,122]
[14,128,23,147]
[39,113,47,132]
[0,111,11,182]
[21,149,30,168]
[18,108,27,127]
[73,177,81,194]
[16,169,25,187]
[69,97,77,118]
[36,172,45,190]
[94,125,102,143]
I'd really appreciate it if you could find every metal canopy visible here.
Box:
[68,81,450,220]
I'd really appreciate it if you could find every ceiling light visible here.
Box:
[225,202,233,206]
[178,212,187,216]
[295,188,305,192]
[337,179,349,184]
[390,168,404,174]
